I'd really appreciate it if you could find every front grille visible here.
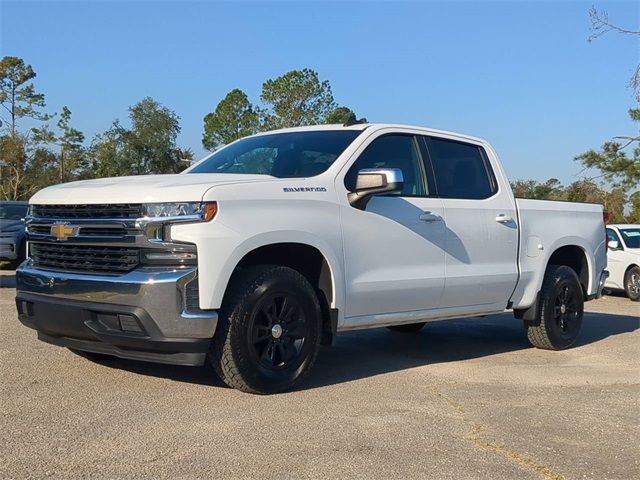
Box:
[30,243,139,274]
[27,225,128,237]
[32,204,143,219]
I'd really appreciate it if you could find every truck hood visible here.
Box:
[29,173,274,204]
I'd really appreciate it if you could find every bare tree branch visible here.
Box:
[613,135,640,149]
[588,5,640,42]
[630,65,640,102]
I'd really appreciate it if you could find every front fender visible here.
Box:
[171,222,345,314]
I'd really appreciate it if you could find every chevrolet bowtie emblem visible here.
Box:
[50,223,78,241]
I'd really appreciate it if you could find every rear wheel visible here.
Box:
[624,266,640,302]
[525,265,584,350]
[210,265,322,394]
[387,322,426,333]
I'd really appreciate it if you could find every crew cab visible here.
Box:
[16,124,608,393]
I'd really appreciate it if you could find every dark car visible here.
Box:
[0,201,29,268]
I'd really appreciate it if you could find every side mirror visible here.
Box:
[607,240,620,250]
[348,168,404,209]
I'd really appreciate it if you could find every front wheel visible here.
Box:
[525,265,584,350]
[624,266,640,302]
[210,265,322,394]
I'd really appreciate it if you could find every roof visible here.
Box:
[0,200,29,205]
[608,224,640,229]
[254,123,487,144]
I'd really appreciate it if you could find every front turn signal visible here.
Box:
[203,202,218,222]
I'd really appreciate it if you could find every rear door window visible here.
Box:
[423,136,497,199]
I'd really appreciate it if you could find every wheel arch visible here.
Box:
[546,244,591,297]
[514,241,593,321]
[214,233,344,344]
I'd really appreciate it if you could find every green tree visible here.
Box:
[627,191,640,223]
[563,179,626,223]
[0,133,60,200]
[0,56,50,136]
[33,106,85,183]
[510,178,564,200]
[202,89,261,151]
[127,97,182,174]
[86,121,128,179]
[261,68,336,128]
[0,56,53,199]
[575,108,639,191]
[325,106,366,125]
[87,97,188,177]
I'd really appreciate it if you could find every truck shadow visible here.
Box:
[303,310,639,391]
[88,310,639,390]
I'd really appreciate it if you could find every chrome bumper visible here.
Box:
[15,262,218,366]
[16,261,217,338]
[596,270,609,299]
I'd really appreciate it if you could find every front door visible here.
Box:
[338,133,446,323]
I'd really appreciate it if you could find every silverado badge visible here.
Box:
[50,223,78,241]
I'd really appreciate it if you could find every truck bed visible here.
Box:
[510,198,606,309]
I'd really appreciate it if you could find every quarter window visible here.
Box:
[344,135,427,197]
[424,137,497,199]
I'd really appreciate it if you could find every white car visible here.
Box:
[605,224,640,301]
[16,123,608,393]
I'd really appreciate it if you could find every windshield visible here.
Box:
[0,204,28,220]
[189,130,362,178]
[619,228,640,249]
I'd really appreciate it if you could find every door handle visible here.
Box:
[419,212,442,223]
[495,214,513,223]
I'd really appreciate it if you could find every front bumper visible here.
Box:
[15,263,218,366]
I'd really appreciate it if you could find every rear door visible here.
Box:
[420,135,519,310]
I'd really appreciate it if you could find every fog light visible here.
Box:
[144,251,197,262]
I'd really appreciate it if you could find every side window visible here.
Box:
[424,137,497,199]
[344,135,427,196]
[606,229,621,244]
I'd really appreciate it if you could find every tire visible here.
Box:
[209,265,322,394]
[525,265,584,350]
[624,266,640,302]
[387,322,426,333]
[68,348,113,362]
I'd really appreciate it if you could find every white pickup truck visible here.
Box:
[16,123,608,393]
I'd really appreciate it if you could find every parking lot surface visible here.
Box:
[1,270,638,479]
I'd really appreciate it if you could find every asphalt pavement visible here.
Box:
[1,270,638,479]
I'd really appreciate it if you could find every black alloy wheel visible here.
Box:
[249,293,310,370]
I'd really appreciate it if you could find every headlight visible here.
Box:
[141,202,217,222]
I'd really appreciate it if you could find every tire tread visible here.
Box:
[525,265,583,350]
[210,265,321,394]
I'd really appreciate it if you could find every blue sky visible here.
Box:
[1,0,638,183]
